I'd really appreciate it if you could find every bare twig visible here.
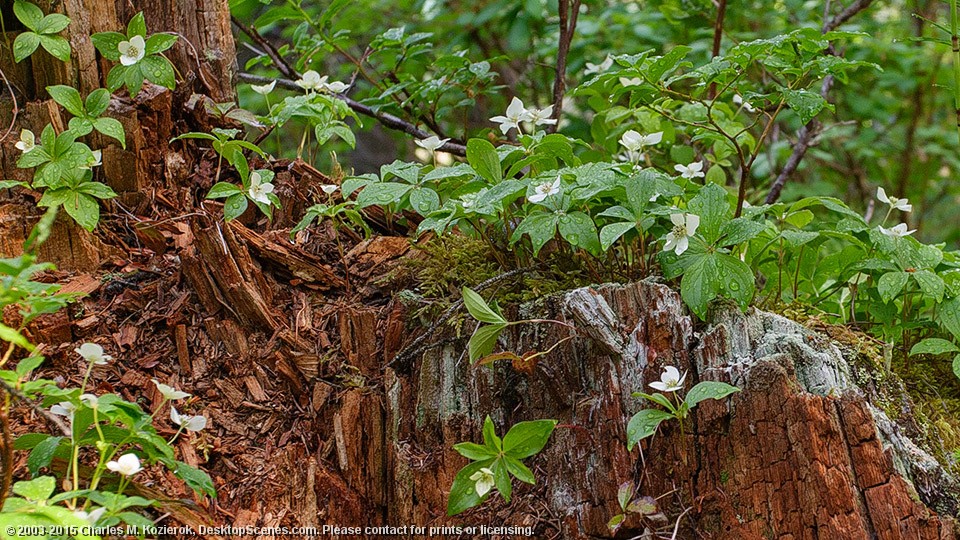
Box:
[238,73,467,156]
[0,67,18,144]
[548,0,582,131]
[231,15,297,80]
[385,265,538,369]
[0,377,72,438]
[764,0,875,204]
[708,0,728,99]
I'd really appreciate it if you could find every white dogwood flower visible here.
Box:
[320,184,339,194]
[490,97,527,134]
[75,343,112,365]
[649,366,686,393]
[524,105,557,127]
[106,453,142,476]
[171,406,207,432]
[251,81,276,95]
[323,80,349,93]
[50,401,76,418]
[733,94,757,113]
[619,76,643,87]
[879,223,915,238]
[584,56,613,75]
[248,171,274,204]
[153,379,191,401]
[295,70,324,92]
[528,176,561,203]
[469,467,495,497]
[674,161,705,180]
[73,507,107,524]
[118,35,146,66]
[14,129,35,153]
[415,135,449,153]
[876,187,912,212]
[620,130,662,153]
[663,213,700,255]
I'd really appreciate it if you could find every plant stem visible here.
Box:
[952,0,960,145]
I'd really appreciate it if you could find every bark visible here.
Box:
[0,0,237,270]
[326,281,958,538]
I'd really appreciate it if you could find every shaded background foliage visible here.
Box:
[231,0,960,246]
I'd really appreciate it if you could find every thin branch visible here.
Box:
[764,0,875,204]
[238,73,467,156]
[548,0,581,131]
[0,377,71,437]
[230,15,297,80]
[385,265,538,369]
[708,0,728,98]
[0,67,18,144]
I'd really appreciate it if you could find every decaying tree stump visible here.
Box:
[328,280,959,538]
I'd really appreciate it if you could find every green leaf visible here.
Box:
[954,354,960,381]
[453,442,498,460]
[511,213,559,255]
[687,183,730,244]
[502,419,557,459]
[446,459,493,515]
[409,187,440,215]
[93,117,126,148]
[461,287,507,324]
[38,34,71,62]
[782,229,819,247]
[76,182,117,199]
[504,456,535,484]
[684,381,740,409]
[0,323,34,351]
[62,191,99,231]
[91,31,125,61]
[27,436,63,476]
[913,270,944,302]
[600,222,636,251]
[46,85,84,116]
[223,193,248,221]
[356,182,412,208]
[680,254,720,319]
[558,211,601,255]
[14,1,43,30]
[15,355,44,377]
[127,12,147,38]
[174,462,216,497]
[877,271,909,303]
[909,338,959,356]
[36,13,70,34]
[482,416,502,451]
[466,138,502,183]
[207,182,242,199]
[13,32,41,63]
[145,33,178,55]
[782,88,827,123]
[469,323,506,362]
[141,55,176,89]
[716,254,755,309]
[626,409,673,450]
[492,457,512,502]
[85,88,112,116]
[719,218,765,247]
[13,476,55,501]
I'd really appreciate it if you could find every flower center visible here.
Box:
[125,45,140,57]
[672,224,687,237]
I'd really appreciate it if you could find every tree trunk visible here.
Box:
[0,0,236,270]
[331,281,957,538]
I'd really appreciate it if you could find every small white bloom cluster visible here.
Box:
[295,70,348,93]
[876,187,914,238]
[490,97,557,135]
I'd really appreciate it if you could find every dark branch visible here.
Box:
[548,0,581,131]
[238,73,467,157]
[764,0,874,204]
